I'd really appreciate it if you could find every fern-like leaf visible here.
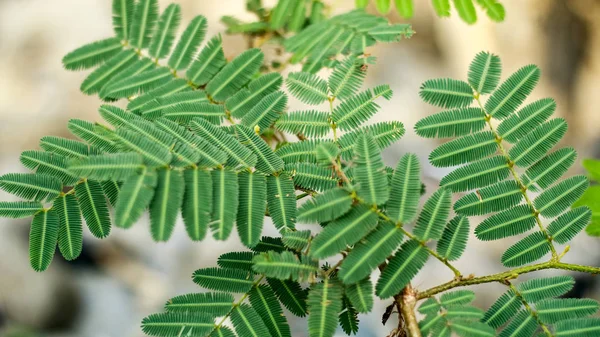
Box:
[164,292,233,316]
[54,194,83,261]
[286,72,329,105]
[376,239,429,298]
[497,309,537,337]
[310,205,378,259]
[227,73,283,118]
[419,78,474,109]
[168,15,207,70]
[0,173,62,202]
[181,168,211,241]
[339,121,405,160]
[112,0,134,40]
[237,171,267,248]
[554,317,600,336]
[450,320,495,337]
[297,188,353,223]
[413,188,451,241]
[68,153,143,181]
[62,37,123,71]
[475,204,536,241]
[415,107,486,139]
[518,275,574,303]
[429,131,497,167]
[282,230,311,251]
[497,98,556,143]
[149,168,184,242]
[509,118,567,167]
[339,221,404,284]
[482,290,520,328]
[101,67,173,99]
[387,153,422,223]
[522,147,576,190]
[206,48,264,102]
[275,110,331,138]
[354,133,389,205]
[267,278,308,317]
[0,201,43,218]
[148,3,181,59]
[111,128,172,167]
[128,78,191,112]
[241,91,288,132]
[275,140,319,164]
[454,180,522,216]
[440,155,509,192]
[141,312,213,337]
[217,251,254,271]
[329,56,365,99]
[286,163,337,192]
[308,279,343,337]
[210,168,238,240]
[29,210,59,272]
[468,51,501,94]
[253,251,317,281]
[485,64,540,119]
[129,0,158,49]
[20,150,78,186]
[249,285,292,337]
[75,179,111,238]
[547,206,591,244]
[501,231,551,267]
[114,169,157,229]
[537,298,599,324]
[187,35,227,86]
[40,136,99,158]
[67,119,118,153]
[418,297,441,315]
[192,267,254,292]
[534,175,588,218]
[345,278,374,313]
[80,49,138,95]
[437,215,469,261]
[267,174,296,231]
[332,86,392,131]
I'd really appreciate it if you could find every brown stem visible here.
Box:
[399,285,422,337]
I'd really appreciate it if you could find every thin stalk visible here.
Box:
[509,283,553,337]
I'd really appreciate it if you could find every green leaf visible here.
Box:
[297,188,353,223]
[253,251,317,281]
[54,194,82,261]
[253,236,286,253]
[345,278,374,313]
[315,142,340,166]
[501,231,551,267]
[468,51,501,94]
[509,118,568,167]
[161,102,225,125]
[419,314,446,335]
[114,169,157,229]
[129,0,158,49]
[148,3,181,59]
[112,0,135,40]
[437,215,470,260]
[419,78,474,109]
[102,180,121,207]
[329,57,366,99]
[192,267,254,292]
[29,210,59,272]
[440,155,510,192]
[476,0,506,22]
[206,48,264,102]
[267,278,308,317]
[241,91,288,132]
[395,0,414,18]
[20,150,78,185]
[275,140,319,164]
[187,35,227,86]
[432,0,451,17]
[446,305,485,320]
[537,298,599,324]
[286,72,329,105]
[250,285,292,337]
[211,327,236,337]
[310,205,378,259]
[354,133,390,205]
[339,296,359,335]
[440,290,475,307]
[485,64,540,119]
[522,147,576,189]
[497,98,556,143]
[211,168,238,240]
[583,158,600,182]
[454,180,523,216]
[68,119,118,153]
[518,275,574,303]
[451,320,495,337]
[368,24,413,43]
[141,312,213,337]
[356,0,369,8]
[547,206,591,244]
[101,67,173,99]
[534,175,588,217]
[62,37,123,71]
[0,201,43,218]
[68,153,143,181]
[217,251,254,271]
[429,131,497,167]
[415,107,486,139]
[339,221,404,284]
[497,310,537,337]
[165,292,233,316]
[453,0,477,24]
[375,0,392,14]
[0,173,61,202]
[475,204,536,241]
[168,15,207,70]
[190,118,257,168]
[103,58,156,92]
[237,125,284,175]
[282,230,311,251]
[376,239,428,298]
[128,78,191,112]
[140,91,209,120]
[288,0,306,32]
[332,86,391,131]
[418,297,441,315]
[286,163,338,192]
[276,110,331,138]
[231,304,271,337]
[482,290,520,328]
[149,168,184,242]
[575,186,600,237]
[308,279,344,337]
[40,136,99,158]
[237,171,267,248]
[75,179,111,238]
[181,169,211,241]
[413,188,451,241]
[267,174,296,231]
[80,49,138,95]
[339,121,405,160]
[227,72,283,118]
[555,317,600,337]
[271,0,294,29]
[111,128,172,167]
[153,118,222,167]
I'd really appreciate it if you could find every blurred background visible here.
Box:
[1,0,600,336]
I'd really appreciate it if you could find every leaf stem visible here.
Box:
[213,275,265,330]
[474,95,558,260]
[508,282,553,337]
[417,260,600,299]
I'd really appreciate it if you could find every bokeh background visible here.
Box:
[1,0,600,336]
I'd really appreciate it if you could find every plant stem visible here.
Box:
[474,95,558,259]
[509,283,553,337]
[417,260,600,299]
[399,285,423,337]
